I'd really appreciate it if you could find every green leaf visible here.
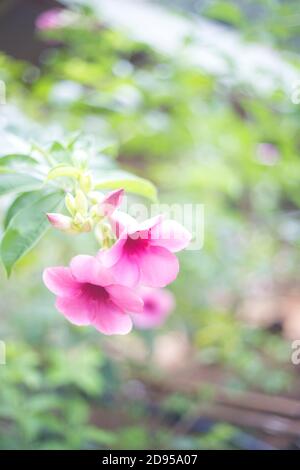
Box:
[94,171,157,201]
[49,141,71,165]
[0,173,42,196]
[0,154,39,169]
[47,165,80,180]
[98,139,119,157]
[1,191,63,276]
[4,190,44,229]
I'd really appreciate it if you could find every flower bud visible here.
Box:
[73,212,85,226]
[65,193,76,216]
[99,188,124,217]
[88,191,104,204]
[72,213,93,233]
[94,222,115,248]
[79,172,92,193]
[90,204,101,221]
[75,189,88,215]
[47,213,73,232]
[81,217,94,233]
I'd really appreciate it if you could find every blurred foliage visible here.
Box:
[0,340,115,449]
[157,0,300,51]
[0,0,299,449]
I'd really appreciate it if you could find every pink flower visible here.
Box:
[35,9,64,31]
[43,255,143,335]
[100,214,191,288]
[131,287,175,329]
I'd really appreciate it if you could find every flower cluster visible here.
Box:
[43,188,191,335]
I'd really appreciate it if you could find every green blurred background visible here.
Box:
[1,0,300,450]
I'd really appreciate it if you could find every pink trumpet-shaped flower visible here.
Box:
[131,287,175,329]
[43,255,143,335]
[99,214,191,288]
[99,188,124,217]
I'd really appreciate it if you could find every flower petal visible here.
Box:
[139,246,179,287]
[70,255,114,286]
[109,253,140,287]
[131,288,175,329]
[150,219,192,252]
[106,285,144,313]
[109,210,138,238]
[134,214,164,233]
[143,287,175,316]
[99,236,126,267]
[43,267,80,297]
[55,295,91,326]
[100,188,124,216]
[91,300,133,335]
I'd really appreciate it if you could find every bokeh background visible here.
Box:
[1,0,300,450]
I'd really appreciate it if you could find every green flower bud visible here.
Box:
[71,212,93,233]
[90,204,101,221]
[88,191,104,204]
[94,222,115,248]
[79,173,92,193]
[81,217,94,233]
[65,193,76,216]
[73,212,85,227]
[75,189,88,215]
